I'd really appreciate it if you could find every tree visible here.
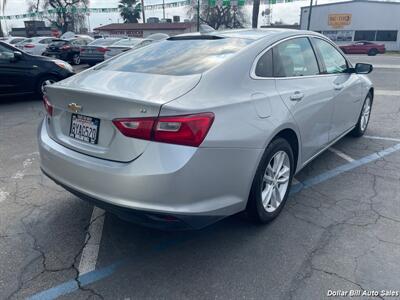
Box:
[188,3,247,30]
[0,0,7,37]
[252,0,260,28]
[118,0,141,23]
[28,0,89,34]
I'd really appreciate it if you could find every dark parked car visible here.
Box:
[0,41,75,98]
[43,37,93,65]
[80,38,122,66]
[339,41,385,56]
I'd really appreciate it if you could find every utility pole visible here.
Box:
[162,0,166,20]
[142,0,146,23]
[307,0,313,30]
[197,0,200,32]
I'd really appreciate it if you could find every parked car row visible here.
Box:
[0,41,74,98]
[0,33,170,98]
[1,33,169,67]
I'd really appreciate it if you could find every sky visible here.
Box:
[0,0,398,32]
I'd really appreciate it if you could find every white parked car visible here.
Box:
[104,38,144,60]
[0,37,27,45]
[16,36,56,56]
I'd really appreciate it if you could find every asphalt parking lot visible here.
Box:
[1,54,400,300]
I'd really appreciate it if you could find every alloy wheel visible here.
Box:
[261,151,291,213]
[360,97,372,132]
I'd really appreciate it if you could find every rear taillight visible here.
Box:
[24,44,35,48]
[112,117,156,140]
[43,95,53,116]
[60,45,71,50]
[112,113,214,147]
[81,48,86,52]
[97,47,110,53]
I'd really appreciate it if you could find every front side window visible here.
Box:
[273,37,319,77]
[312,38,348,74]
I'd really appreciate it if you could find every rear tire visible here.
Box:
[246,138,294,224]
[71,53,81,65]
[350,93,373,137]
[37,75,58,97]
[368,48,378,56]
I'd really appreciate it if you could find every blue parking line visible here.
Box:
[27,262,121,300]
[27,142,400,300]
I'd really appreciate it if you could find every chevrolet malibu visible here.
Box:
[38,29,373,229]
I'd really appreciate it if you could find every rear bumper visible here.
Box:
[80,55,104,64]
[38,120,261,229]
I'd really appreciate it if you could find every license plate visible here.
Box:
[69,114,100,144]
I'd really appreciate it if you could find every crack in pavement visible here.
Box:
[5,208,106,300]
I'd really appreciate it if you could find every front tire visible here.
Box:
[350,94,373,137]
[246,138,294,224]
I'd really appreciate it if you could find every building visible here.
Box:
[300,0,400,51]
[94,22,197,38]
[10,20,55,37]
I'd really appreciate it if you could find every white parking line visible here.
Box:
[78,206,105,275]
[0,189,9,203]
[364,135,400,143]
[328,147,355,162]
[373,64,400,69]
[375,90,400,96]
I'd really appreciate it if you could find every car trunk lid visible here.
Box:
[44,70,201,162]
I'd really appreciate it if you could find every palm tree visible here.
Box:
[252,0,260,28]
[0,0,7,37]
[118,0,141,23]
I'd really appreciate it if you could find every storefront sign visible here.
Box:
[328,14,352,28]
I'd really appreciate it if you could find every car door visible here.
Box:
[311,37,362,141]
[0,44,38,95]
[273,37,335,163]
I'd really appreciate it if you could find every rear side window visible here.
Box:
[273,37,319,77]
[255,49,273,77]
[97,38,252,76]
[312,38,348,74]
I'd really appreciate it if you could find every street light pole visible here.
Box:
[197,0,200,32]
[162,0,166,20]
[141,0,146,23]
[307,0,313,30]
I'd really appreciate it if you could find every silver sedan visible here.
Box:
[38,29,373,229]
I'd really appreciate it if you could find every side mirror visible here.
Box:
[355,63,373,74]
[11,51,23,62]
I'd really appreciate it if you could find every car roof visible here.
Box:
[176,28,319,42]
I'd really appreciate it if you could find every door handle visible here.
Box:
[334,84,344,91]
[290,91,304,101]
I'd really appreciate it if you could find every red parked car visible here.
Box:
[339,41,385,56]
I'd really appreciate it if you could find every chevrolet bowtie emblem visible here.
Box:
[68,103,82,113]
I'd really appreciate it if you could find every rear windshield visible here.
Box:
[89,38,120,46]
[97,38,252,76]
